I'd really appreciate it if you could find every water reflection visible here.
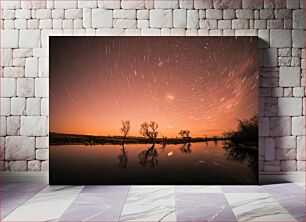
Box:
[222,140,258,175]
[138,143,159,168]
[180,143,192,154]
[118,144,128,168]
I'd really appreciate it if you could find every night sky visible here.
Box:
[50,37,259,137]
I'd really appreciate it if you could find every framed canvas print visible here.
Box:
[50,36,259,185]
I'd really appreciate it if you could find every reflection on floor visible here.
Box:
[1,183,304,221]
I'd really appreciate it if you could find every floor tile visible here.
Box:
[119,186,176,222]
[222,185,264,193]
[283,205,305,222]
[59,185,130,221]
[270,192,305,206]
[3,186,84,221]
[82,185,130,194]
[176,193,236,222]
[225,193,297,221]
[1,183,47,194]
[175,185,222,193]
[262,183,304,194]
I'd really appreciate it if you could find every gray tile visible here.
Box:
[176,193,236,221]
[283,205,305,222]
[263,183,304,194]
[222,185,264,193]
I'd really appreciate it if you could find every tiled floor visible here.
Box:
[1,183,304,221]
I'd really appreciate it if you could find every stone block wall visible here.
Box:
[0,0,305,172]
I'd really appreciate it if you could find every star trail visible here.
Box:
[50,37,259,137]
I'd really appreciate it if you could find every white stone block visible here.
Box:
[1,30,19,48]
[17,78,34,97]
[13,58,26,67]
[161,28,171,36]
[279,67,300,87]
[25,57,38,78]
[180,0,193,8]
[41,98,49,116]
[137,10,149,19]
[36,149,49,160]
[78,0,97,8]
[292,30,305,48]
[232,19,249,29]
[35,9,51,19]
[297,161,305,171]
[52,9,65,18]
[150,9,172,28]
[5,136,35,160]
[73,18,83,28]
[125,29,141,36]
[270,117,291,136]
[7,116,20,136]
[13,49,32,58]
[21,1,47,9]
[276,148,296,160]
[1,98,11,117]
[206,9,222,19]
[194,0,213,9]
[297,136,305,161]
[19,30,41,48]
[293,87,304,97]
[114,19,137,28]
[41,160,49,171]
[287,0,300,8]
[35,78,49,98]
[54,0,77,9]
[9,161,27,171]
[63,19,74,29]
[36,137,49,149]
[121,0,145,9]
[1,116,7,136]
[187,10,199,29]
[292,116,305,136]
[65,9,82,19]
[137,20,149,28]
[1,1,20,9]
[275,136,297,149]
[3,67,24,78]
[154,0,178,8]
[264,137,275,160]
[39,19,53,29]
[1,49,12,67]
[15,19,27,29]
[242,0,263,9]
[26,98,41,116]
[140,28,161,36]
[15,9,31,19]
[53,19,63,29]
[1,78,16,97]
[98,0,120,9]
[270,29,292,48]
[293,9,305,30]
[171,28,186,36]
[263,48,277,67]
[218,20,231,29]
[92,9,113,28]
[3,9,16,19]
[28,160,41,171]
[38,58,49,77]
[11,97,26,115]
[281,160,297,171]
[236,9,254,19]
[114,9,136,18]
[278,98,302,116]
[20,116,48,136]
[83,8,91,28]
[96,28,125,36]
[173,9,186,28]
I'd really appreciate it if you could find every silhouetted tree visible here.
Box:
[120,120,130,141]
[139,121,159,142]
[179,130,191,139]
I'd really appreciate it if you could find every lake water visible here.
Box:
[50,141,258,185]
